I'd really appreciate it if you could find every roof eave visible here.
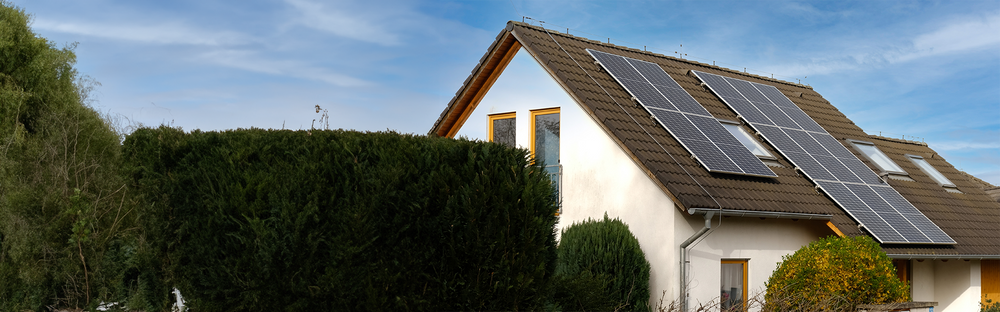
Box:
[887,254,1000,260]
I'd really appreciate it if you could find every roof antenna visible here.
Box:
[674,44,687,59]
[509,0,524,21]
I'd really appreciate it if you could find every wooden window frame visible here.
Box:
[487,112,516,143]
[721,259,749,311]
[529,107,560,160]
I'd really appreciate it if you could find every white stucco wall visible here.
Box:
[908,260,982,312]
[559,68,682,306]
[453,45,839,310]
[680,213,833,309]
[912,260,936,301]
[455,47,565,150]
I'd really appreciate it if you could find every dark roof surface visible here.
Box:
[431,21,1000,256]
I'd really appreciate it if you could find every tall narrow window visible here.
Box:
[907,155,956,188]
[849,140,906,174]
[721,259,747,311]
[531,108,560,195]
[488,112,516,147]
[531,108,560,168]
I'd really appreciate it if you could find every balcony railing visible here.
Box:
[545,164,562,214]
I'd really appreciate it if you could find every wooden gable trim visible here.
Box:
[826,221,846,237]
[434,32,522,138]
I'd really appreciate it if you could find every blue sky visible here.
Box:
[11,0,1000,185]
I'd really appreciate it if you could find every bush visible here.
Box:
[0,2,160,310]
[984,298,1000,312]
[764,236,908,311]
[553,213,650,311]
[123,127,560,311]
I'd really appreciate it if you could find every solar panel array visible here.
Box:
[587,49,776,178]
[691,70,954,245]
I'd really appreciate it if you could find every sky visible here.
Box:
[10,0,1000,185]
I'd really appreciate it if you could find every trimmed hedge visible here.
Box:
[123,127,560,311]
[764,236,908,311]
[553,214,650,311]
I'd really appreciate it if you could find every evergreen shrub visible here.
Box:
[764,236,908,311]
[123,127,559,311]
[553,214,650,311]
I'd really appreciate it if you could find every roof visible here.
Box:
[961,170,1000,204]
[430,21,1000,257]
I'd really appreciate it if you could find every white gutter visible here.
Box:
[687,208,832,220]
[680,211,715,312]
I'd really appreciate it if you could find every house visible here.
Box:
[429,21,1000,311]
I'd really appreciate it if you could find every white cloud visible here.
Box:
[756,11,1000,77]
[32,19,250,46]
[892,12,1000,63]
[283,0,403,46]
[199,50,371,87]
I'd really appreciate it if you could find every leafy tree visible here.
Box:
[764,236,908,311]
[0,2,165,310]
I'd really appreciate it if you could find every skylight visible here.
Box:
[848,140,906,174]
[720,121,773,159]
[907,155,956,187]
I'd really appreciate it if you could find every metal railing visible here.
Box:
[545,164,562,215]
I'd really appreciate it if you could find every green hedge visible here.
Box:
[553,214,650,311]
[123,127,559,311]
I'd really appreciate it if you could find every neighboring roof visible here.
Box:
[430,21,1000,257]
[960,170,1000,204]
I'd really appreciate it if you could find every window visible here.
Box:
[720,120,773,159]
[488,112,516,147]
[531,108,560,168]
[721,259,747,311]
[531,108,560,200]
[849,140,906,174]
[907,155,956,187]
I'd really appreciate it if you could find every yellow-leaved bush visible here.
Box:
[764,236,908,311]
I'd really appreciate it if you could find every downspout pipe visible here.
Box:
[680,211,715,312]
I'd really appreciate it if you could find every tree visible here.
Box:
[0,2,164,310]
[764,236,908,311]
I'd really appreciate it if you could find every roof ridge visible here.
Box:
[866,134,928,146]
[959,170,999,189]
[508,21,813,90]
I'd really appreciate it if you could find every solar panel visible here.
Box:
[693,70,955,245]
[588,49,776,178]
[779,106,826,133]
[725,97,772,126]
